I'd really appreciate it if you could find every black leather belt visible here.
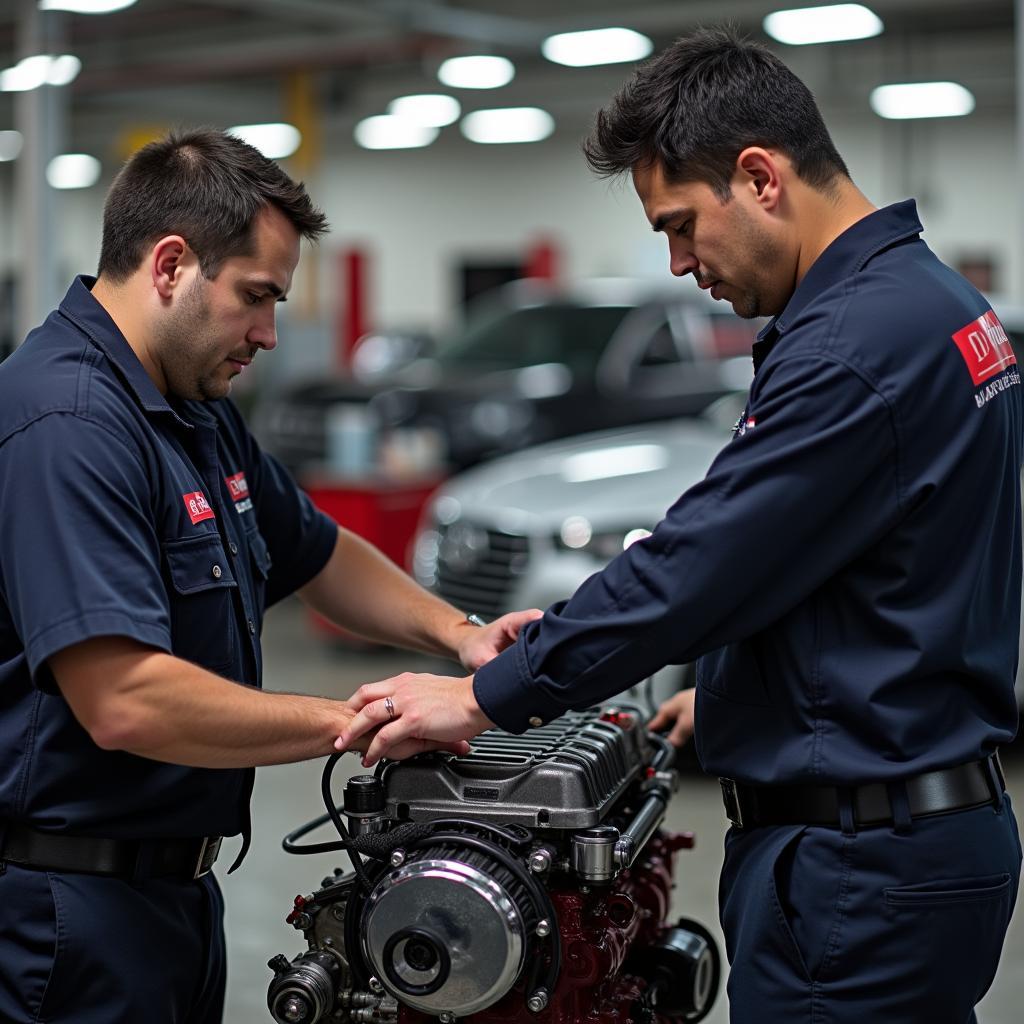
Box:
[720,754,1006,830]
[0,821,223,880]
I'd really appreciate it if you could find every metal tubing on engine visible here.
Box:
[615,784,671,869]
[647,732,677,773]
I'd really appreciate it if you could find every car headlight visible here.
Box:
[413,529,441,587]
[554,516,652,560]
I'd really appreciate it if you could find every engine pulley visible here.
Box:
[361,843,536,1016]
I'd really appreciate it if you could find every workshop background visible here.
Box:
[1,2,1023,1022]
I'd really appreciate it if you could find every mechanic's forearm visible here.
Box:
[77,651,355,769]
[298,526,474,658]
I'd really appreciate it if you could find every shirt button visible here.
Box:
[248,619,256,635]
[528,716,543,728]
[211,565,222,579]
[229,542,238,556]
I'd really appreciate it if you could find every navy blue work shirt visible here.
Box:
[0,277,337,839]
[474,201,1023,785]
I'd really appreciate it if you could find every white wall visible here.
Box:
[312,108,1023,335]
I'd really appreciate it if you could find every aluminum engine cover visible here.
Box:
[379,704,650,828]
[362,850,532,1016]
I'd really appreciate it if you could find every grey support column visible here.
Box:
[14,0,67,344]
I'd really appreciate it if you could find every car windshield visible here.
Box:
[435,303,634,373]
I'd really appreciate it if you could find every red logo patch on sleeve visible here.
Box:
[225,472,250,502]
[951,310,1016,386]
[183,491,216,525]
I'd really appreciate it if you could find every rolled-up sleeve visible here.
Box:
[473,354,901,732]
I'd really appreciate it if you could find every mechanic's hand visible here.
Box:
[455,609,543,671]
[647,688,696,748]
[335,673,495,766]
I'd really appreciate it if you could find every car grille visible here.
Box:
[432,523,531,620]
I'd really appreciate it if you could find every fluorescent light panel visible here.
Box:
[47,55,81,86]
[438,56,514,89]
[355,115,439,150]
[388,94,461,128]
[229,122,301,159]
[0,54,81,92]
[763,4,883,45]
[0,131,23,161]
[542,27,653,67]
[46,153,101,189]
[870,82,975,119]
[39,0,137,12]
[461,107,554,145]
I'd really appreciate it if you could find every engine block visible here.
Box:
[266,705,720,1024]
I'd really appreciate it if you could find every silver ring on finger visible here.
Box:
[384,696,395,720]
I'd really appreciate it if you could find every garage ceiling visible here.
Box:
[0,0,1016,157]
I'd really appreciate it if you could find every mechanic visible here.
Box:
[0,128,537,1024]
[337,28,1023,1023]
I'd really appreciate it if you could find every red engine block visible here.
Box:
[399,831,696,1024]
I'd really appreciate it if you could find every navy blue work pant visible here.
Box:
[0,863,226,1023]
[720,793,1022,1023]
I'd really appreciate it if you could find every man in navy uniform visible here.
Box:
[0,128,536,1023]
[338,28,1023,1022]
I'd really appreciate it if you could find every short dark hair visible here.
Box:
[98,127,329,282]
[583,26,849,199]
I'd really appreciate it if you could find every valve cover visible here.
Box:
[379,705,652,828]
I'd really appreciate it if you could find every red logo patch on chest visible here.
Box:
[183,491,216,525]
[225,472,250,502]
[951,310,1016,386]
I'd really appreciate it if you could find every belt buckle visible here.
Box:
[193,836,222,880]
[720,777,745,828]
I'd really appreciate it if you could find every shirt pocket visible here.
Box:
[163,533,239,675]
[245,525,272,616]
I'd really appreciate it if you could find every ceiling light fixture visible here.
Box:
[47,55,81,86]
[461,107,554,145]
[542,27,653,67]
[870,81,975,119]
[438,55,515,90]
[46,153,101,189]
[0,53,81,91]
[0,131,24,161]
[39,0,138,13]
[763,4,883,45]
[388,94,461,128]
[228,122,302,159]
[354,115,439,151]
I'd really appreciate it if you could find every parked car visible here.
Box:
[411,382,1024,717]
[251,279,758,477]
[410,412,737,709]
[412,412,729,609]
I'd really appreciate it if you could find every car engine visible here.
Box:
[266,704,721,1024]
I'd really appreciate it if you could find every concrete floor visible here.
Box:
[221,598,1024,1024]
